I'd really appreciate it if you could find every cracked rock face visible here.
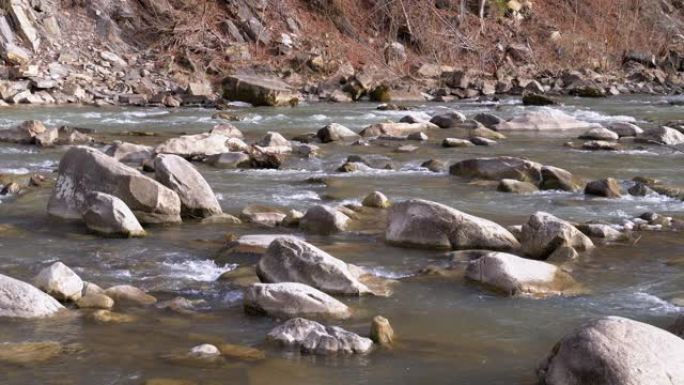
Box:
[267,318,373,355]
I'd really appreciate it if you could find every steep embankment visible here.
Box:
[0,0,682,107]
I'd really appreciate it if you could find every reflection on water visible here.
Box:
[0,96,682,384]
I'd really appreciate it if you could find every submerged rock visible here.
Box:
[82,192,146,237]
[267,318,372,354]
[498,179,539,193]
[299,205,350,235]
[34,261,83,302]
[386,199,519,251]
[537,316,684,385]
[76,293,114,310]
[465,252,578,297]
[370,316,394,346]
[257,238,371,295]
[154,154,222,218]
[243,282,351,320]
[0,273,64,318]
[450,156,543,184]
[0,341,64,365]
[362,191,390,208]
[519,212,594,260]
[442,138,474,148]
[47,146,181,224]
[104,285,157,306]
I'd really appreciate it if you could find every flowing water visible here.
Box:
[0,96,682,385]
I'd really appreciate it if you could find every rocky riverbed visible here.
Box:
[0,96,683,385]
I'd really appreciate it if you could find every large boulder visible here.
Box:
[47,147,181,224]
[299,205,350,235]
[0,120,48,144]
[267,318,373,355]
[465,252,578,297]
[584,178,622,198]
[105,142,154,164]
[82,192,146,237]
[0,274,64,318]
[636,126,684,146]
[223,75,299,107]
[449,156,543,184]
[317,123,359,143]
[33,262,83,302]
[257,238,371,295]
[359,122,437,137]
[154,154,222,218]
[520,212,594,259]
[386,199,520,250]
[155,133,248,158]
[538,316,684,385]
[243,282,351,320]
[496,109,602,131]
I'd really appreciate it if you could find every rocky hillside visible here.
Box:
[0,0,683,107]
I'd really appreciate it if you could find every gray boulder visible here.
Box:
[0,120,48,144]
[496,110,602,131]
[267,318,373,355]
[606,122,643,137]
[243,282,351,320]
[154,154,222,218]
[450,156,543,184]
[540,166,582,192]
[465,252,578,297]
[317,123,359,143]
[155,133,248,158]
[257,238,371,295]
[585,178,622,198]
[538,316,684,385]
[578,127,619,141]
[300,205,350,235]
[105,142,154,165]
[520,212,594,259]
[223,75,299,107]
[386,199,520,250]
[33,262,83,302]
[636,126,684,145]
[0,274,64,318]
[430,112,466,128]
[47,147,181,224]
[82,192,146,237]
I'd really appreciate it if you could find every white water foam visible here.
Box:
[161,259,237,282]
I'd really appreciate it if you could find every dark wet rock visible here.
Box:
[0,273,64,318]
[496,110,602,131]
[450,156,543,184]
[628,182,656,196]
[522,93,558,106]
[300,205,350,235]
[104,285,157,306]
[470,136,497,146]
[83,192,146,237]
[580,140,623,151]
[267,317,372,354]
[48,146,181,224]
[257,237,371,295]
[636,126,684,145]
[386,199,519,251]
[154,154,222,218]
[359,122,437,137]
[576,224,625,241]
[442,138,474,148]
[105,142,154,165]
[247,147,283,169]
[537,316,684,385]
[421,159,447,173]
[465,252,578,297]
[519,212,594,260]
[430,112,466,128]
[240,205,287,227]
[317,123,359,143]
[407,132,428,141]
[606,122,643,137]
[584,178,622,198]
[223,75,299,107]
[498,179,539,193]
[540,166,582,192]
[473,113,504,129]
[578,127,619,141]
[370,315,394,347]
[244,282,351,320]
[670,314,684,338]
